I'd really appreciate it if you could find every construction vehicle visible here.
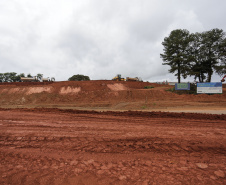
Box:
[112,74,125,81]
[221,75,226,82]
[20,76,55,82]
[42,77,55,82]
[20,76,39,82]
[42,77,49,82]
[49,77,55,82]
[126,77,142,81]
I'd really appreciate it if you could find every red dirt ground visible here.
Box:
[0,108,225,185]
[0,81,226,184]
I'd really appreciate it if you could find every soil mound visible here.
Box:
[0,80,225,111]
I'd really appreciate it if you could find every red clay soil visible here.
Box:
[0,80,226,112]
[0,81,226,184]
[0,108,226,185]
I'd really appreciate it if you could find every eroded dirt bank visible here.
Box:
[0,108,226,184]
[0,81,226,112]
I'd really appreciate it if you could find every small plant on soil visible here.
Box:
[144,86,154,89]
[141,105,147,109]
[166,87,175,92]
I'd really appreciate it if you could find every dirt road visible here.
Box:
[0,108,225,184]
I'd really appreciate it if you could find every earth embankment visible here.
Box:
[0,81,226,112]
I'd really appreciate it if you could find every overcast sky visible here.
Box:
[0,0,226,82]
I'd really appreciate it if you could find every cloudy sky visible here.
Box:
[0,0,225,82]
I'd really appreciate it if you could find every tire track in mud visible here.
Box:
[1,109,226,184]
[82,138,226,155]
[1,108,226,120]
[1,136,225,155]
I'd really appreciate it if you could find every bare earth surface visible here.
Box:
[0,109,226,185]
[0,81,226,184]
[0,80,226,113]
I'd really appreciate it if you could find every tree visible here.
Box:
[0,72,19,82]
[0,73,43,82]
[3,72,11,82]
[36,74,43,81]
[189,32,208,82]
[68,74,90,81]
[160,29,192,83]
[4,72,25,82]
[198,28,226,82]
[210,29,226,77]
[161,28,226,82]
[19,73,25,78]
[27,73,32,77]
[16,73,25,82]
[0,73,4,82]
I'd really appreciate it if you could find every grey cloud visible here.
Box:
[0,0,226,82]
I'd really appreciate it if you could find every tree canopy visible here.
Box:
[160,29,192,83]
[68,74,90,81]
[0,73,45,82]
[161,28,226,82]
[0,72,25,82]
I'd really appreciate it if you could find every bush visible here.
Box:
[68,74,90,81]
[144,86,154,89]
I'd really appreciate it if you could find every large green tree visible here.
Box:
[160,29,192,83]
[161,28,226,82]
[188,29,226,82]
[68,74,90,81]
[198,28,226,82]
[217,36,226,75]
[189,32,208,82]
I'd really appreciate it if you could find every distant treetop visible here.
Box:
[68,74,90,81]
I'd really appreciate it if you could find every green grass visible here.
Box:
[141,105,147,109]
[144,86,154,89]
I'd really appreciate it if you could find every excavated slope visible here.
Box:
[0,80,225,110]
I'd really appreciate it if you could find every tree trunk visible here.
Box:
[201,72,205,82]
[178,63,181,83]
[207,71,212,82]
[208,73,211,82]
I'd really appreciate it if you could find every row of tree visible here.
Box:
[0,73,91,82]
[161,28,226,83]
[0,73,43,82]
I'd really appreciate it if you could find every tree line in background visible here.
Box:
[0,73,44,82]
[0,73,91,82]
[161,28,226,83]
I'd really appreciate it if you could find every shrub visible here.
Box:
[144,86,154,89]
[68,74,90,81]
